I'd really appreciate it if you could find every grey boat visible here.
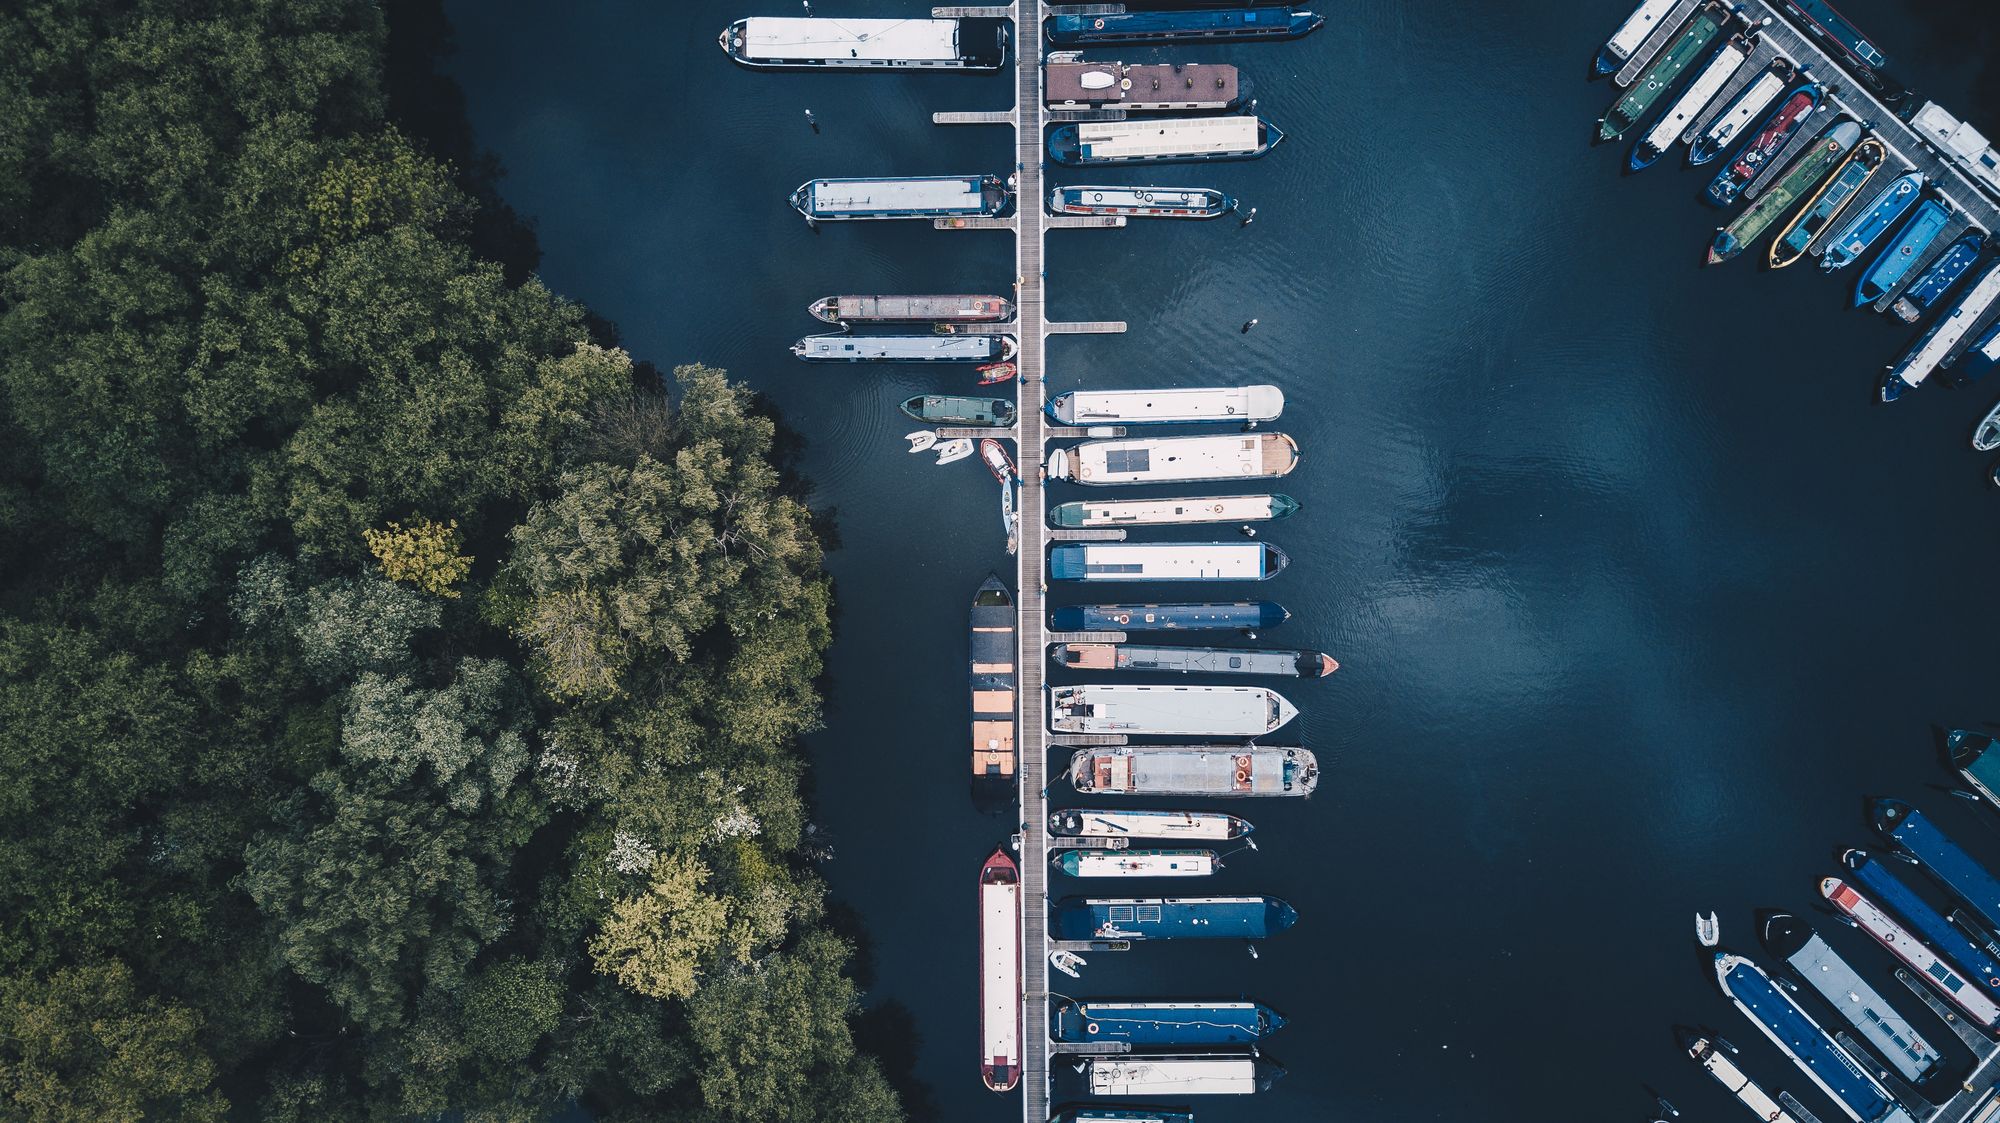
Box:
[792,333,1016,362]
[1069,745,1319,797]
[1054,643,1337,678]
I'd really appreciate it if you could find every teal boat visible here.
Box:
[1707,121,1860,264]
[1598,2,1728,142]
[899,395,1016,426]
[1769,135,1885,268]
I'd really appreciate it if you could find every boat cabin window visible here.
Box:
[1106,448,1149,473]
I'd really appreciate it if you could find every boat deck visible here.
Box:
[1681,36,1782,143]
[1612,0,1703,86]
[1869,214,1974,313]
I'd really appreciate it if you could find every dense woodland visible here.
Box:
[0,2,905,1119]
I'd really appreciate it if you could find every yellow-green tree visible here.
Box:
[363,518,472,598]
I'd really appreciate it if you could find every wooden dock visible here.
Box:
[1049,319,1127,332]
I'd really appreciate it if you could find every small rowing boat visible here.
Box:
[981,437,1016,483]
[977,361,1016,384]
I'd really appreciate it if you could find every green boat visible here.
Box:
[1707,121,1862,264]
[1599,2,1728,142]
[1770,135,1885,269]
[899,394,1016,427]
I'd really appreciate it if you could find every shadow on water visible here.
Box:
[853,1001,945,1123]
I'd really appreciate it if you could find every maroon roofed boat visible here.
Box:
[979,847,1021,1093]
[1704,84,1823,208]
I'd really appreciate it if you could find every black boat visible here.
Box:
[1046,7,1323,46]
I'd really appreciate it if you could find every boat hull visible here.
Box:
[1054,849,1217,878]
[1710,122,1861,265]
[1049,808,1253,841]
[811,294,1013,323]
[1053,1000,1284,1045]
[900,395,1016,427]
[979,848,1021,1093]
[1821,173,1925,272]
[790,175,1011,221]
[1891,233,1984,321]
[1854,199,1950,305]
[1702,84,1823,208]
[1047,542,1288,582]
[1069,745,1319,797]
[1049,685,1298,736]
[1052,896,1298,940]
[1046,8,1323,46]
[1050,602,1290,632]
[1768,135,1884,269]
[1052,186,1235,218]
[969,576,1017,781]
[1051,493,1299,528]
[720,17,1006,70]
[1048,118,1284,166]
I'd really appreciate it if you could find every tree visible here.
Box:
[589,853,733,1002]
[0,960,226,1123]
[364,518,473,598]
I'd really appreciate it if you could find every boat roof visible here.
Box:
[1074,116,1261,159]
[1716,954,1902,1119]
[1053,685,1293,734]
[1607,0,1681,56]
[807,176,989,212]
[738,17,959,62]
[1877,802,2000,935]
[1045,61,1239,104]
[1054,385,1283,422]
[798,334,998,359]
[1781,926,1940,1081]
[1050,542,1272,579]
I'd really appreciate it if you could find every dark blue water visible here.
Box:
[447,3,2000,1119]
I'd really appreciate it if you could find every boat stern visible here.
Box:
[1881,371,1911,402]
[1257,1003,1289,1036]
[788,182,815,218]
[808,296,837,323]
[1870,798,1912,835]
[718,20,747,62]
[1308,652,1340,678]
[1269,493,1301,519]
[1267,690,1299,732]
[1048,392,1076,424]
[1260,543,1289,578]
[1047,126,1081,165]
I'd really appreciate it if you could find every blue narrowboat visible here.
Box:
[1046,7,1323,46]
[1777,0,1906,101]
[1052,1000,1286,1046]
[1873,800,2000,937]
[1052,897,1297,941]
[1855,200,1951,306]
[1844,848,2000,991]
[1820,173,1924,271]
[1051,602,1289,632]
[1050,1110,1194,1123]
[1713,952,1914,1123]
[1891,233,1984,322]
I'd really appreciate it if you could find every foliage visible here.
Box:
[0,2,898,1120]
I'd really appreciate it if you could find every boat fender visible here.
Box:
[1086,1022,1100,1034]
[1212,503,1224,514]
[1234,770,1248,784]
[1113,613,1130,625]
[1093,17,1104,28]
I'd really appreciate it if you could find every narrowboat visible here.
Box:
[1680,1031,1805,1123]
[719,16,1005,70]
[1760,911,1942,1084]
[1821,873,2000,1030]
[1048,684,1297,737]
[1048,433,1299,486]
[1053,642,1337,678]
[1708,121,1859,264]
[792,333,1014,362]
[1872,800,2000,943]
[1950,728,2000,810]
[1713,951,1919,1123]
[1629,34,1753,171]
[900,395,1015,427]
[1050,602,1290,632]
[1598,3,1729,142]
[1702,83,1823,208]
[1776,0,1906,101]
[1047,8,1323,46]
[1883,260,2000,400]
[1048,542,1289,582]
[1053,849,1217,878]
[1890,233,1983,321]
[969,575,1016,782]
[790,174,1010,221]
[810,294,1012,323]
[978,847,1021,1093]
[1049,116,1283,166]
[1854,199,1951,305]
[1053,1000,1285,1045]
[1048,385,1283,425]
[1596,0,1684,75]
[1842,849,2000,997]
[1051,493,1299,528]
[1050,185,1234,219]
[1045,58,1243,112]
[1688,59,1795,166]
[1820,172,1923,271]
[1052,897,1299,941]
[1050,1107,1194,1123]
[1768,134,1883,268]
[1049,807,1254,841]
[1070,745,1319,797]
[1085,1056,1284,1096]
[1963,322,2000,382]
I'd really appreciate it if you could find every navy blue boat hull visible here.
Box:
[1046,8,1323,46]
[1052,897,1298,940]
[1052,1000,1285,1045]
[1855,200,1951,306]
[1051,602,1289,632]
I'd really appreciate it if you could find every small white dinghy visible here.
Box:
[1695,910,1719,947]
[934,437,975,465]
[1049,949,1086,979]
[905,430,938,453]
[1975,400,2000,451]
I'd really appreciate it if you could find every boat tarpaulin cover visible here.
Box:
[741,18,958,62]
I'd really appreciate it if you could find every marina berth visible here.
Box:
[1053,642,1337,678]
[1872,800,2000,939]
[1680,1030,1809,1123]
[1050,186,1235,219]
[1048,385,1283,426]
[1820,875,2000,1029]
[809,294,1012,323]
[1052,493,1298,529]
[1048,433,1300,486]
[789,174,1010,221]
[1052,1000,1285,1046]
[1710,121,1861,264]
[1049,808,1255,842]
[1854,199,1951,305]
[1820,173,1924,271]
[1597,0,1685,75]
[1760,912,1942,1083]
[1045,58,1242,112]
[1047,542,1290,582]
[899,395,1015,427]
[978,848,1021,1093]
[718,16,1005,70]
[1841,849,2000,1000]
[1047,684,1297,737]
[1777,0,1904,101]
[1050,1109,1194,1123]
[1628,33,1753,171]
[1069,745,1320,797]
[1702,83,1823,208]
[1046,7,1324,46]
[1768,133,1884,268]
[1051,601,1291,632]
[1052,848,1217,878]
[1889,233,1983,321]
[1051,896,1299,941]
[1597,3,1729,143]
[1689,59,1795,166]
[792,333,1013,362]
[969,576,1017,782]
[1048,116,1284,166]
[1086,1056,1283,1097]
[1712,952,1918,1123]
[1883,261,2000,400]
